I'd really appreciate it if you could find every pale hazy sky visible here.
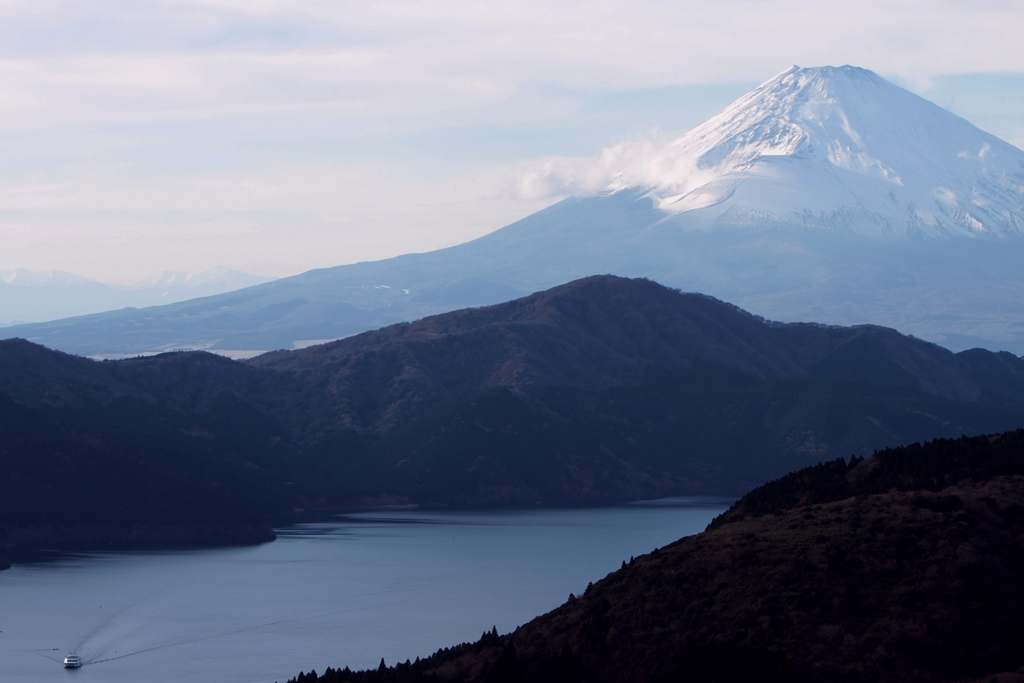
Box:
[1,0,1023,281]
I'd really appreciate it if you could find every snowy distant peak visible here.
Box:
[0,269,95,288]
[133,267,273,291]
[0,267,277,326]
[610,65,1024,238]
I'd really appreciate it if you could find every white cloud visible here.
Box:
[1,1,1022,131]
[510,133,668,200]
[509,128,738,204]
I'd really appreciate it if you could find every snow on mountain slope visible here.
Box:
[609,66,1024,238]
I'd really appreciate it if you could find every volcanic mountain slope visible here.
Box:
[285,430,1024,683]
[5,66,1024,358]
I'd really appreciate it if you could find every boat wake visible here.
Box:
[79,590,417,669]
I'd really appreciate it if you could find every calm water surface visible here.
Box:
[0,498,729,683]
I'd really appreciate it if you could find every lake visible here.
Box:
[0,498,729,683]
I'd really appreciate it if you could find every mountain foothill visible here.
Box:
[3,275,1024,571]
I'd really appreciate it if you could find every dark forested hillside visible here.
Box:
[4,275,1024,565]
[312,365,1024,507]
[0,386,284,566]
[710,428,1024,527]
[283,430,1024,683]
[250,276,1024,435]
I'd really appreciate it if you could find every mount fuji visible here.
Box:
[613,65,1024,238]
[5,65,1024,357]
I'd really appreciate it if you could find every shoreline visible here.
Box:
[0,523,276,571]
[1,495,734,572]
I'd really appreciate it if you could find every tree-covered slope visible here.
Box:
[251,276,1024,436]
[309,365,1024,506]
[0,386,284,565]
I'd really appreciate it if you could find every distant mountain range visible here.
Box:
[4,276,1024,565]
[0,267,274,327]
[3,65,1024,358]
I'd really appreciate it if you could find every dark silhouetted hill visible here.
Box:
[251,276,1022,435]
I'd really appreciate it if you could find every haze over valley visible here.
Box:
[0,267,275,326]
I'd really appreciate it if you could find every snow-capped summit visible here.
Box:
[612,65,1024,238]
